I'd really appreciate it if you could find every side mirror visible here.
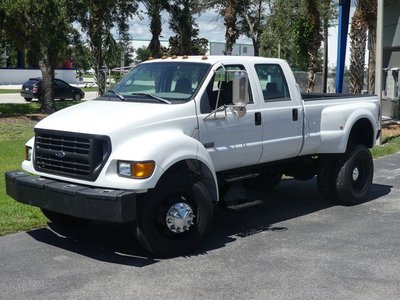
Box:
[233,71,249,106]
[232,71,249,118]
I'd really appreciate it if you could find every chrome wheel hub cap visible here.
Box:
[352,167,360,181]
[166,202,195,233]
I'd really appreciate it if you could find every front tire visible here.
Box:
[135,175,213,257]
[41,209,91,226]
[73,93,82,101]
[24,98,33,102]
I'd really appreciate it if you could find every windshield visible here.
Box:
[105,62,211,103]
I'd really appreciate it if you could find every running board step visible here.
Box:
[223,173,260,183]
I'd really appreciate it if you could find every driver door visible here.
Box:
[197,64,263,172]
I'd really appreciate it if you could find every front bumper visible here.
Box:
[5,171,137,223]
[20,91,37,99]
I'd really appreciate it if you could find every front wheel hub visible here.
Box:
[165,202,195,233]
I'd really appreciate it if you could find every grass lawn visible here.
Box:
[0,101,81,115]
[0,117,47,235]
[0,109,399,236]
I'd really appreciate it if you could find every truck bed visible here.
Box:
[302,93,374,101]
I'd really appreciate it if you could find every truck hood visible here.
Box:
[35,100,197,136]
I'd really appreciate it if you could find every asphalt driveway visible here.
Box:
[0,153,399,299]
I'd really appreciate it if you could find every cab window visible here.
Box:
[201,64,252,113]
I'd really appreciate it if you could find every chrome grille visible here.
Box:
[34,130,111,181]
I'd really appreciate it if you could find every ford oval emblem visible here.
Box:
[55,151,66,158]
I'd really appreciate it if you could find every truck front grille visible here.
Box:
[34,130,111,181]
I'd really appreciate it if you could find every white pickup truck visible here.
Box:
[6,56,380,256]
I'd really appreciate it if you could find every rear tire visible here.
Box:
[24,98,33,102]
[135,175,213,257]
[41,209,91,226]
[317,145,373,205]
[335,145,373,205]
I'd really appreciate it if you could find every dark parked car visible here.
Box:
[20,78,85,102]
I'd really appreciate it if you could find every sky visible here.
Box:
[127,5,359,68]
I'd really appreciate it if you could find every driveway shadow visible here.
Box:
[27,178,392,265]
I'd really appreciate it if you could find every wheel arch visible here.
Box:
[347,117,375,149]
[157,159,219,203]
[109,131,218,196]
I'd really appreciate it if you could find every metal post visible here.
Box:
[375,0,384,144]
[335,0,351,93]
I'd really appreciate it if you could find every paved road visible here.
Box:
[1,154,400,299]
[0,92,98,104]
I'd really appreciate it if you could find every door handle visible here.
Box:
[292,109,298,121]
[255,112,262,125]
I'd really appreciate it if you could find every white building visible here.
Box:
[128,39,254,57]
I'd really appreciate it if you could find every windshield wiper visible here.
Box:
[107,89,125,101]
[131,92,171,104]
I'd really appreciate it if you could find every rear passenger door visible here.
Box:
[254,64,303,163]
[54,79,69,99]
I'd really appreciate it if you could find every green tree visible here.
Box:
[238,0,267,56]
[141,0,169,57]
[1,0,74,114]
[348,0,377,94]
[74,0,138,95]
[168,0,206,55]
[260,1,302,66]
[135,45,152,62]
[294,0,323,92]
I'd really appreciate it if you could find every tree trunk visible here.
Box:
[17,47,25,68]
[367,22,376,94]
[252,38,259,56]
[38,52,56,114]
[180,1,192,55]
[305,0,322,93]
[89,4,106,96]
[349,6,367,94]
[322,15,328,93]
[224,0,237,55]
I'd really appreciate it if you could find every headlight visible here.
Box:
[117,160,155,179]
[25,146,32,161]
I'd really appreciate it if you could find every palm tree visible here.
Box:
[359,0,377,94]
[141,0,169,57]
[349,2,367,94]
[224,0,238,55]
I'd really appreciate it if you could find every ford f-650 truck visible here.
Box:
[6,56,380,257]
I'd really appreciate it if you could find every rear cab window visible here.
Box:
[255,64,291,102]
